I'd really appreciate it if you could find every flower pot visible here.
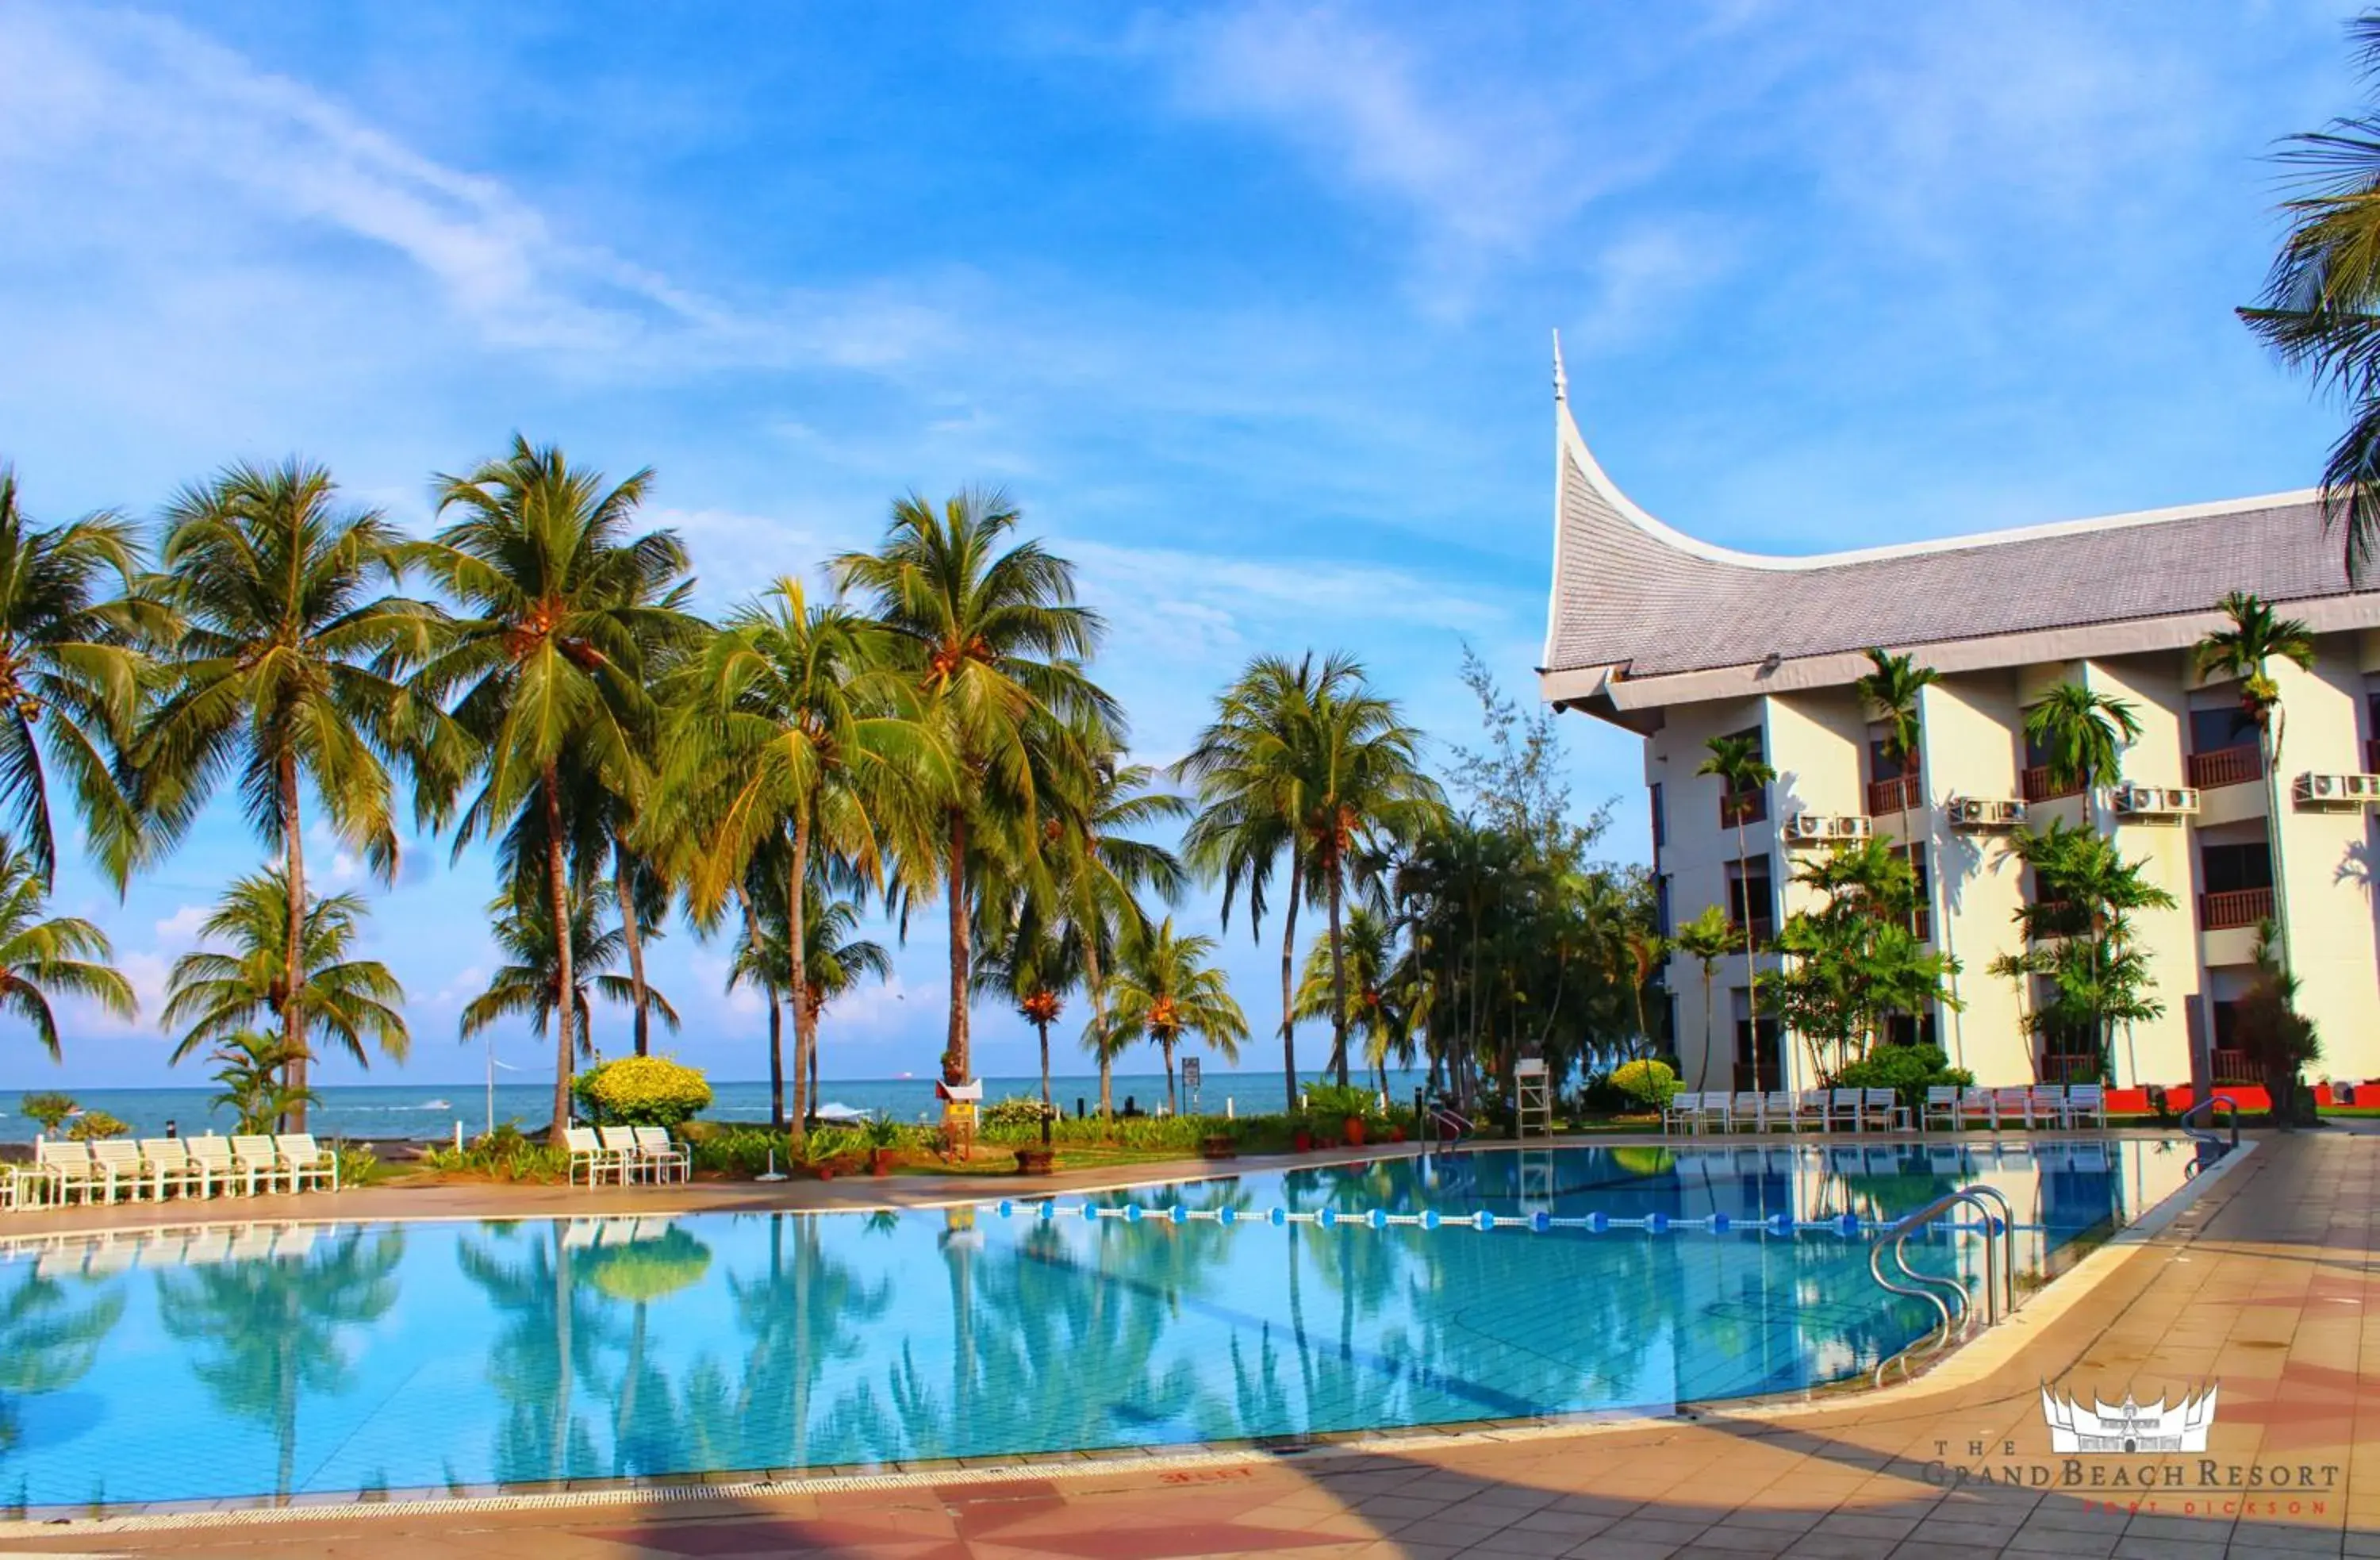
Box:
[1292,1130,1312,1153]
[1388,1125,1405,1143]
[871,1148,896,1177]
[816,1166,834,1182]
[1343,1116,1365,1147]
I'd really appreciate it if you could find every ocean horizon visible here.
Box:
[2,1069,1434,1142]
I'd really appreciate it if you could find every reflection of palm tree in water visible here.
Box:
[578,1225,712,1477]
[0,1268,124,1463]
[159,1228,401,1501]
[456,1224,619,1483]
[716,1214,890,1473]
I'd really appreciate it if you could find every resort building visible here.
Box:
[1537,352,2380,1094]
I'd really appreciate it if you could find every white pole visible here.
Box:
[1226,1097,1235,1120]
[454,1120,463,1154]
[486,1032,496,1140]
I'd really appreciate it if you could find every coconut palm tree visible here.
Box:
[161,869,407,1082]
[831,489,1112,1089]
[798,887,891,1115]
[1672,905,1735,1091]
[2195,591,2319,973]
[2025,682,2141,812]
[0,467,155,887]
[0,838,133,1058]
[1177,652,1359,1105]
[2239,12,2380,579]
[1107,917,1247,1115]
[1695,732,1775,1080]
[973,893,1081,1144]
[1855,647,1939,933]
[1292,905,1405,1097]
[414,437,696,1139]
[136,459,437,1124]
[205,1028,314,1134]
[461,884,678,1070]
[667,576,938,1135]
[1296,666,1445,1087]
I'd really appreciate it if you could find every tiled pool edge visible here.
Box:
[0,1136,2256,1539]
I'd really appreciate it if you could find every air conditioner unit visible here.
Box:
[2113,784,2200,818]
[1948,796,2026,830]
[1781,813,1872,845]
[2294,772,2380,808]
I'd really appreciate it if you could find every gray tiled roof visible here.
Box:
[1546,442,2364,678]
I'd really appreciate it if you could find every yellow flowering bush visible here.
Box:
[1608,1059,1678,1109]
[573,1055,712,1128]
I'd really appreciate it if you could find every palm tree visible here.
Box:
[1695,732,1775,1081]
[2239,12,2380,579]
[136,459,436,1125]
[0,838,133,1058]
[831,489,1112,1088]
[1107,917,1247,1115]
[2195,591,2319,974]
[667,576,936,1135]
[205,1028,314,1134]
[460,885,678,1066]
[1672,904,1735,1092]
[415,437,695,1138]
[0,467,154,887]
[2025,682,2141,810]
[1296,665,1445,1087]
[1177,652,1357,1106]
[1855,647,1939,934]
[798,887,891,1116]
[973,894,1081,1144]
[1292,905,1404,1095]
[161,870,407,1087]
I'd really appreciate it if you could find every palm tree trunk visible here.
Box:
[551,1227,574,1481]
[789,809,812,1145]
[1695,966,1716,1092]
[613,839,652,1058]
[278,748,309,1131]
[1326,863,1351,1089]
[2262,709,2294,981]
[1163,1036,1177,1116]
[543,762,575,1142]
[1279,859,1303,1108]
[1084,934,1112,1124]
[1737,815,1756,1089]
[807,1005,820,1124]
[767,1001,785,1128]
[944,809,969,1085]
[1036,1016,1054,1147]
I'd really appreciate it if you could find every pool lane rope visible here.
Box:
[979,1201,2016,1237]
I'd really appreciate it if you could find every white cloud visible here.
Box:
[152,904,209,943]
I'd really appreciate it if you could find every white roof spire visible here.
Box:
[1551,328,1568,403]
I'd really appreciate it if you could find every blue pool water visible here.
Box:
[0,1138,2205,1509]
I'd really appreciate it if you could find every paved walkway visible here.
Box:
[6,1131,2374,1558]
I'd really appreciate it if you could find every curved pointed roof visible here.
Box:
[1542,382,2360,687]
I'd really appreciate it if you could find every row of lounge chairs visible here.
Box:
[8,1135,338,1208]
[1663,1085,2108,1136]
[10,1222,320,1278]
[563,1126,689,1185]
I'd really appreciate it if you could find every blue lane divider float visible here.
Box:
[981,1201,2030,1237]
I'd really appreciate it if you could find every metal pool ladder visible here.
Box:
[1866,1184,2017,1377]
[2178,1093,2240,1155]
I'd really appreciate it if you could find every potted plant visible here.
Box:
[1343,1113,1366,1147]
[863,1116,903,1177]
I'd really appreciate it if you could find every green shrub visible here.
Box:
[1830,1044,1972,1109]
[65,1110,129,1141]
[802,1124,863,1168]
[1608,1059,1678,1109]
[19,1092,76,1133]
[335,1143,386,1186]
[982,1095,1055,1130]
[1301,1083,1383,1125]
[422,1120,571,1182]
[572,1056,712,1128]
[861,1115,909,1151]
[682,1124,792,1178]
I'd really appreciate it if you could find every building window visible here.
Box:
[2201,841,2273,894]
[2189,705,2257,755]
[1725,859,1775,939]
[1649,782,1665,854]
[1731,988,1783,1090]
[1883,1009,1937,1049]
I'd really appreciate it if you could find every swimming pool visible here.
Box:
[0,1138,2207,1509]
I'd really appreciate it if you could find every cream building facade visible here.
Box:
[1536,352,2380,1093]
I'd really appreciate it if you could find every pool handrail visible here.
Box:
[2178,1094,2240,1151]
[1867,1185,2016,1342]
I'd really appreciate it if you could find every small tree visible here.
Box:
[207,1028,315,1134]
[19,1091,76,1133]
[1855,646,1940,935]
[1672,905,1735,1091]
[2234,919,2322,1127]
[1695,732,1775,1075]
[1759,838,1960,1082]
[2194,592,2317,975]
[1996,820,2176,1082]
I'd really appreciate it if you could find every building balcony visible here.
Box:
[2037,1052,2102,1085]
[2209,1048,2258,1085]
[1719,790,1768,828]
[1726,916,1775,945]
[2021,764,2083,803]
[1866,773,1922,817]
[2186,743,2262,790]
[2198,886,2273,932]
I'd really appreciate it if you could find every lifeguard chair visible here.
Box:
[936,1078,983,1161]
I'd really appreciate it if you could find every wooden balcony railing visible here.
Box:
[2037,1052,2102,1085]
[2208,1048,2258,1085]
[2021,764,2083,803]
[1727,916,1775,945]
[1719,790,1768,828]
[2186,743,2262,790]
[2199,886,2274,932]
[1866,774,1922,817]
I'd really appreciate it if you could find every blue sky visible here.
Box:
[0,2,2360,1088]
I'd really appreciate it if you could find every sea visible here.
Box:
[2,1069,1434,1143]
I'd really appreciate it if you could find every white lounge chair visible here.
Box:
[32,1141,92,1205]
[1827,1088,1865,1133]
[1760,1090,1794,1133]
[1660,1092,1700,1136]
[564,1126,626,1185]
[598,1125,652,1182]
[1726,1092,1760,1134]
[1861,1088,1902,1133]
[1957,1087,1995,1131]
[2029,1085,2072,1129]
[139,1138,205,1200]
[1793,1089,1829,1132]
[274,1134,338,1193]
[1921,1085,1961,1134]
[1990,1087,2034,1132]
[186,1135,243,1196]
[89,1139,149,1202]
[231,1135,285,1194]
[633,1126,689,1183]
[2067,1083,2107,1128]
